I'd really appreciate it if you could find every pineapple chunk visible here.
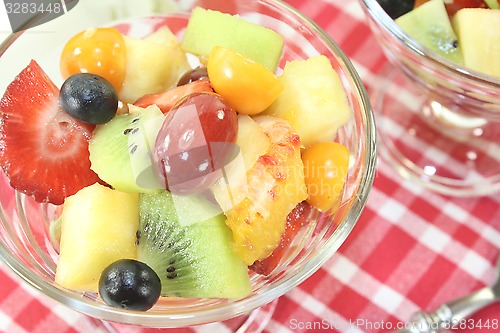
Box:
[263,56,351,148]
[211,115,272,212]
[55,184,139,292]
[453,8,500,78]
[120,28,190,103]
[223,116,307,265]
[143,26,179,46]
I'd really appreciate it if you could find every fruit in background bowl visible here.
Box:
[395,0,464,64]
[376,0,415,19]
[415,0,492,16]
[378,0,493,19]
[452,8,500,77]
[484,0,500,8]
[379,0,500,78]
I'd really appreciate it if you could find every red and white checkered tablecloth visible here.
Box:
[1,0,499,332]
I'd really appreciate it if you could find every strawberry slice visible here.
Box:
[415,0,489,17]
[445,0,488,17]
[133,79,213,113]
[250,201,314,276]
[0,60,101,205]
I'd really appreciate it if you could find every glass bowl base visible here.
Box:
[101,298,278,333]
[371,65,500,196]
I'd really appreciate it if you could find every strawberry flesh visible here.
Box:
[133,79,213,113]
[0,60,101,205]
[445,0,488,17]
[250,201,314,276]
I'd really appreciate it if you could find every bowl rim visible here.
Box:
[359,0,500,86]
[0,0,377,326]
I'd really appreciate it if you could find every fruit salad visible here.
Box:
[377,0,500,77]
[0,7,352,311]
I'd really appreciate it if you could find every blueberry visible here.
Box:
[377,0,415,19]
[60,73,118,124]
[99,259,161,311]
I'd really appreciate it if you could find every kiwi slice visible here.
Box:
[395,0,464,65]
[484,0,500,9]
[136,191,252,299]
[89,105,164,193]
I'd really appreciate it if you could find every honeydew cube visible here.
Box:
[181,7,283,70]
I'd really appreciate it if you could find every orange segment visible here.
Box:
[224,116,307,265]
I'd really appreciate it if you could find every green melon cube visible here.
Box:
[181,7,284,70]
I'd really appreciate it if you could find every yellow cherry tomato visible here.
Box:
[302,142,350,212]
[60,27,126,91]
[207,46,283,115]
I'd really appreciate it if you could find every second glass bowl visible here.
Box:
[360,0,500,196]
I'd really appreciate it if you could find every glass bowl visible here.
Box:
[359,0,500,196]
[0,0,376,328]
